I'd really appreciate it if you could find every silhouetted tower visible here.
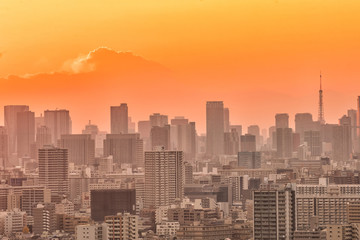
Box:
[318,73,325,124]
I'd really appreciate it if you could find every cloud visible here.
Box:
[0,47,178,131]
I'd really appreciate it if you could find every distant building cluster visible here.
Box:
[1,90,360,239]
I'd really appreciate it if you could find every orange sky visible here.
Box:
[0,0,360,133]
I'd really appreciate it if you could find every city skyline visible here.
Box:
[2,1,360,133]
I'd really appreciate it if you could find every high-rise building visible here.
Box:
[32,203,56,235]
[240,134,256,152]
[91,189,136,222]
[0,127,8,168]
[44,109,72,144]
[150,113,168,127]
[138,120,151,151]
[253,184,296,240]
[224,108,230,132]
[38,146,69,201]
[304,131,322,157]
[276,128,293,158]
[16,111,35,159]
[103,133,143,166]
[332,116,352,162]
[105,212,138,240]
[358,96,360,139]
[224,129,239,155]
[248,125,261,150]
[4,105,29,156]
[170,117,197,158]
[58,134,95,165]
[111,103,128,134]
[238,152,261,169]
[36,126,52,148]
[347,109,358,151]
[275,113,289,129]
[0,208,27,236]
[295,113,314,143]
[82,120,99,140]
[206,101,224,156]
[151,125,170,150]
[144,150,184,208]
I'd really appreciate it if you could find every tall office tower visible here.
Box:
[332,116,352,162]
[275,113,289,129]
[36,126,52,148]
[16,111,35,158]
[144,150,184,209]
[138,120,151,151]
[32,203,56,235]
[111,103,128,134]
[128,117,136,133]
[253,184,296,240]
[44,109,72,144]
[103,133,143,166]
[230,125,242,151]
[240,134,256,152]
[31,126,52,160]
[269,126,276,149]
[224,108,230,132]
[276,128,293,158]
[184,162,193,184]
[58,134,95,165]
[358,96,360,139]
[295,113,314,143]
[0,127,8,168]
[238,152,261,169]
[151,125,170,150]
[248,125,261,150]
[224,129,239,155]
[105,212,139,240]
[82,120,99,140]
[38,146,69,202]
[150,113,168,127]
[206,101,224,156]
[4,105,29,156]
[318,73,325,124]
[304,131,322,157]
[91,189,136,222]
[170,117,197,159]
[35,114,45,129]
[347,109,357,150]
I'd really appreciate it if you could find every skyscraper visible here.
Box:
[253,184,296,240]
[238,151,261,169]
[138,120,152,151]
[144,150,184,208]
[241,134,256,152]
[151,125,170,150]
[38,146,69,202]
[224,107,230,132]
[16,111,35,158]
[4,105,29,156]
[0,127,8,168]
[150,113,168,127]
[44,109,72,144]
[103,133,143,166]
[224,129,239,155]
[275,113,289,129]
[58,134,95,165]
[248,125,261,150]
[304,130,322,157]
[295,113,314,143]
[206,101,224,156]
[276,128,293,158]
[110,103,128,134]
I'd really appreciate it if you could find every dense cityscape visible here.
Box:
[0,78,360,239]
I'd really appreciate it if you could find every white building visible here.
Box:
[156,221,180,238]
[0,208,27,236]
[75,223,108,240]
[105,212,138,240]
